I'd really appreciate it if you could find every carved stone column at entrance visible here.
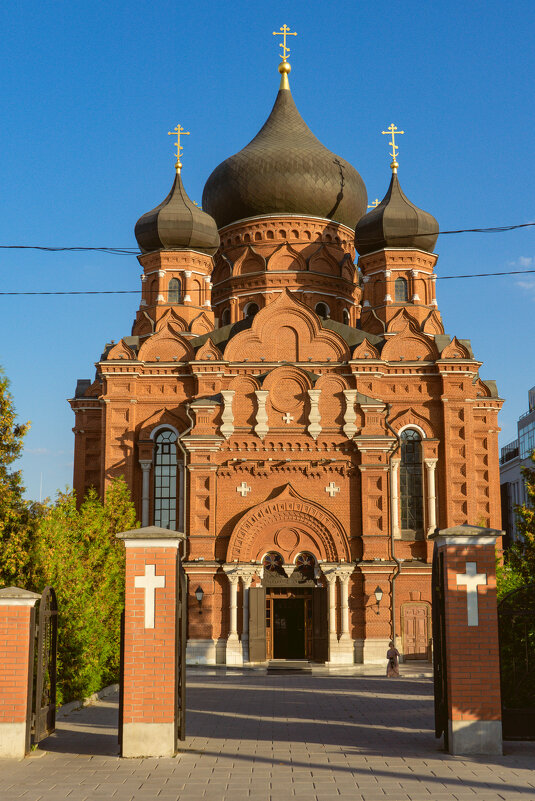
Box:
[222,565,243,666]
[139,460,152,527]
[425,459,438,534]
[321,564,339,663]
[332,564,356,665]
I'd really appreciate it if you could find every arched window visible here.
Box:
[342,309,350,326]
[244,302,259,319]
[395,277,408,302]
[315,302,329,318]
[400,429,424,537]
[168,278,181,304]
[295,552,316,580]
[263,552,284,572]
[221,307,231,326]
[154,429,177,530]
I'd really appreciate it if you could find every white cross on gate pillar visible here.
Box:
[325,481,340,498]
[456,561,487,626]
[134,564,166,629]
[236,482,251,497]
[282,412,294,424]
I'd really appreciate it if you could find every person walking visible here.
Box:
[386,641,400,677]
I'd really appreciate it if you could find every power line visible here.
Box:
[0,220,533,256]
[0,268,534,296]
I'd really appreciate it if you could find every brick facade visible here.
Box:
[0,588,41,759]
[70,74,503,667]
[431,526,503,755]
[117,528,184,757]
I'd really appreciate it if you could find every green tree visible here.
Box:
[0,367,43,586]
[32,478,138,703]
[497,452,535,599]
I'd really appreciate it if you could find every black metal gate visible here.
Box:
[431,545,449,750]
[32,586,58,745]
[498,583,535,739]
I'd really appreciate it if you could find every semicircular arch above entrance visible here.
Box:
[227,483,350,563]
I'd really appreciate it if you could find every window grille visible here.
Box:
[168,278,181,304]
[395,277,408,302]
[400,429,424,536]
[154,430,178,529]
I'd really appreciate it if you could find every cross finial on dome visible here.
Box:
[368,199,380,209]
[273,24,297,90]
[381,124,405,173]
[168,123,190,173]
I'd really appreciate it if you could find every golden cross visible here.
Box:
[381,123,404,172]
[168,123,190,172]
[368,199,380,209]
[273,24,297,62]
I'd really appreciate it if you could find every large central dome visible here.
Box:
[202,75,367,230]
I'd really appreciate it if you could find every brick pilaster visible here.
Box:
[117,526,185,758]
[0,587,41,759]
[430,524,503,755]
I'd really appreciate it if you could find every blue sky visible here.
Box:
[1,0,534,501]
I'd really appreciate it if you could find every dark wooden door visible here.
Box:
[249,587,266,662]
[403,604,429,659]
[312,588,328,662]
[273,599,305,658]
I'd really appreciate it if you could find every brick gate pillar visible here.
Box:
[0,587,41,759]
[117,526,185,758]
[430,524,503,755]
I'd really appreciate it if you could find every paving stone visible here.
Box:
[1,672,534,801]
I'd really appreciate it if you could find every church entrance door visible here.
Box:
[273,597,306,659]
[249,586,328,663]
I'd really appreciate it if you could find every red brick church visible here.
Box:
[70,51,503,666]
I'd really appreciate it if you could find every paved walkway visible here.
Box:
[2,669,535,801]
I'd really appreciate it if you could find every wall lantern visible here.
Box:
[195,586,204,613]
[374,585,383,614]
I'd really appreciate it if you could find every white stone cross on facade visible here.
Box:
[282,412,294,424]
[456,561,487,626]
[134,564,166,629]
[236,482,251,497]
[325,482,340,498]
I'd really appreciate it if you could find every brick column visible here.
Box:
[117,526,185,758]
[430,524,503,755]
[0,587,41,759]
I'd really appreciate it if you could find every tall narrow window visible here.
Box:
[342,309,350,326]
[400,429,424,537]
[395,277,408,302]
[154,429,177,529]
[168,278,181,304]
[221,307,231,326]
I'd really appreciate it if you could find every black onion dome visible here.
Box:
[354,173,438,256]
[202,85,367,229]
[135,172,220,255]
